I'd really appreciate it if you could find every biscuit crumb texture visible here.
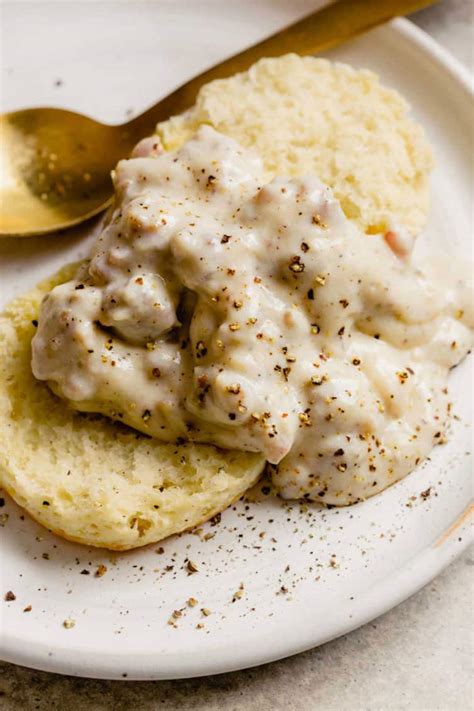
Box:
[158,55,433,235]
[0,265,264,550]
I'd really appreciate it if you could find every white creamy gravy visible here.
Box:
[32,127,473,504]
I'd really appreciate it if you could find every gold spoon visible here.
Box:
[0,0,435,237]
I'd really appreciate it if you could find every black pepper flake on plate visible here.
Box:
[186,560,199,575]
[31,319,38,327]
[420,486,432,500]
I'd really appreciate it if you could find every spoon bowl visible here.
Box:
[0,109,136,235]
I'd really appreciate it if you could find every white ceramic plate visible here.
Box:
[0,1,472,681]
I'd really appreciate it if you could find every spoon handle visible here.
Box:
[126,0,436,136]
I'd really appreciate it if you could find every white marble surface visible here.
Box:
[0,1,473,708]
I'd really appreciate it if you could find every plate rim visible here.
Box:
[0,15,473,681]
[1,505,472,680]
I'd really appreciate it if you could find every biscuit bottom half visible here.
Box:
[0,265,264,550]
